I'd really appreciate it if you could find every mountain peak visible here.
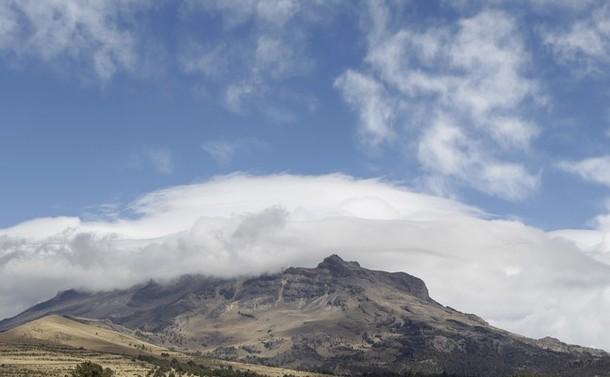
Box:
[56,289,82,299]
[316,254,361,272]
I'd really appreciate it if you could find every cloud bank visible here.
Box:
[1,173,610,351]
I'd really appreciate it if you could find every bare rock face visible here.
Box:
[2,255,609,377]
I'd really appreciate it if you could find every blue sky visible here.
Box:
[2,1,610,230]
[5,0,610,350]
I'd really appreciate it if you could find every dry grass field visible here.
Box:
[205,359,330,377]
[0,343,328,377]
[0,315,330,377]
[0,343,154,377]
[0,315,170,357]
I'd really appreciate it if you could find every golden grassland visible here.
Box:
[0,343,153,377]
[0,315,170,357]
[0,343,329,377]
[0,315,330,377]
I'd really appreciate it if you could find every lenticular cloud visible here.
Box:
[1,173,610,350]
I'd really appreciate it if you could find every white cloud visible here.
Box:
[0,0,148,80]
[202,141,237,166]
[520,0,594,10]
[417,118,539,200]
[550,197,610,281]
[364,8,541,123]
[418,120,472,178]
[553,195,610,277]
[550,229,610,267]
[489,117,539,150]
[147,148,173,175]
[447,0,594,13]
[201,139,265,166]
[334,70,397,147]
[543,4,610,75]
[0,217,81,240]
[0,2,18,50]
[187,0,301,28]
[180,1,328,118]
[1,174,610,350]
[336,4,541,200]
[255,35,309,79]
[224,81,259,113]
[558,156,610,187]
[180,43,233,79]
[129,147,173,175]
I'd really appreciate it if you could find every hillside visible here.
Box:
[2,255,609,376]
[0,342,156,377]
[0,315,330,377]
[0,314,169,356]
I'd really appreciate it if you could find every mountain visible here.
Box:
[1,254,609,376]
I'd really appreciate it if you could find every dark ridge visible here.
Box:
[56,289,86,300]
[317,254,361,270]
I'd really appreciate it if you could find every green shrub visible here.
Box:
[70,361,114,377]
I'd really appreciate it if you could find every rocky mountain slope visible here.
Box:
[1,255,609,376]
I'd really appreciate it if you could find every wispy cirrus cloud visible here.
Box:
[558,156,610,187]
[180,0,330,119]
[335,2,542,201]
[129,146,173,175]
[543,3,610,75]
[334,70,397,147]
[0,0,150,80]
[201,139,266,166]
[417,117,540,200]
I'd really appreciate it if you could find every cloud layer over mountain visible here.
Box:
[1,174,610,350]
